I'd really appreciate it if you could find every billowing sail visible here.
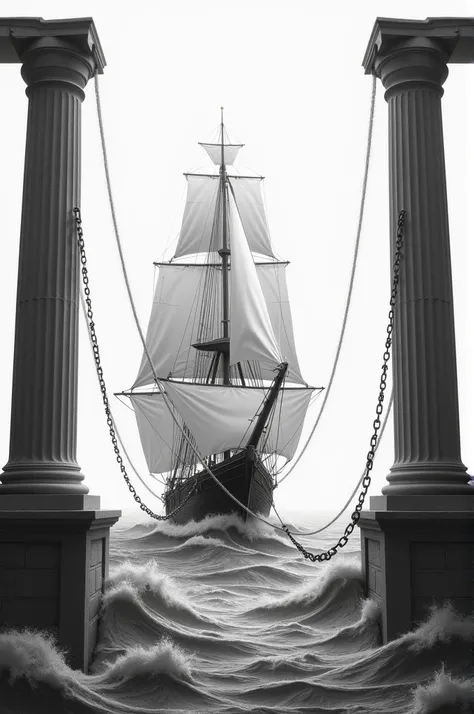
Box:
[131,383,314,471]
[133,264,222,388]
[174,175,221,258]
[256,263,305,385]
[229,177,274,258]
[199,143,243,166]
[229,196,281,369]
[130,394,180,474]
[175,174,275,259]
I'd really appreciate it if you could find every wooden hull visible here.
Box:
[164,449,273,524]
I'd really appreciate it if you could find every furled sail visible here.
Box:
[199,143,243,166]
[131,384,314,471]
[133,264,222,388]
[229,177,274,258]
[228,195,281,369]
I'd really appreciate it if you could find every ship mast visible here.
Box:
[219,107,231,387]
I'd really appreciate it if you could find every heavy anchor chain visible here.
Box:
[73,207,197,521]
[282,210,406,562]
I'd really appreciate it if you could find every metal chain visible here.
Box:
[72,207,197,521]
[280,209,406,562]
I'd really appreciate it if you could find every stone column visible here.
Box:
[376,36,470,505]
[357,18,474,644]
[0,35,96,507]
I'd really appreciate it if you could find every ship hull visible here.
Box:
[164,448,273,524]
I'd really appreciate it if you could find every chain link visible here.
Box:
[281,210,406,562]
[73,207,197,521]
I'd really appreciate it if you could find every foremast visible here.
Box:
[219,107,231,388]
[219,108,231,461]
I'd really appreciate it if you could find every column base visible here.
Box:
[0,494,101,510]
[370,493,474,511]
[358,510,473,643]
[0,508,121,671]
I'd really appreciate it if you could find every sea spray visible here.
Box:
[405,603,474,652]
[412,665,474,713]
[0,630,73,689]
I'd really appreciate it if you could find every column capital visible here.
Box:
[363,16,474,75]
[375,38,448,100]
[20,37,95,100]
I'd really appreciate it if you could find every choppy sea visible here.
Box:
[0,510,473,714]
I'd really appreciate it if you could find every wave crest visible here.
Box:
[102,640,193,683]
[412,665,474,713]
[407,603,474,651]
[107,560,192,611]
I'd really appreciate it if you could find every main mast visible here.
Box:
[219,107,231,387]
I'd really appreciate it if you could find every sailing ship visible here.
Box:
[119,113,319,524]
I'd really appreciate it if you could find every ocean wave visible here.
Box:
[107,560,194,610]
[100,640,193,682]
[412,666,474,713]
[140,512,290,545]
[193,561,304,588]
[246,558,363,632]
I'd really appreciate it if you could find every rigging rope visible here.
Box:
[272,390,393,537]
[91,71,402,559]
[277,73,378,487]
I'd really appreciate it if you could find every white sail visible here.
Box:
[229,177,274,258]
[133,264,222,388]
[229,195,282,368]
[174,175,221,258]
[200,142,243,166]
[138,381,314,463]
[256,263,305,385]
[130,394,180,474]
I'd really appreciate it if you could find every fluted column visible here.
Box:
[0,37,95,495]
[375,38,470,496]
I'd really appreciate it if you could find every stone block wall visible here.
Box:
[0,542,60,631]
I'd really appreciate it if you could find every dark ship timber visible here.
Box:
[119,112,318,523]
[164,447,273,524]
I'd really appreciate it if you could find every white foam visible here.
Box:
[148,512,282,542]
[102,581,142,607]
[107,560,192,611]
[359,597,380,623]
[103,640,193,682]
[0,630,74,688]
[412,665,474,713]
[407,603,474,651]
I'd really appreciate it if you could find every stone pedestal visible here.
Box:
[0,509,120,671]
[0,18,121,671]
[358,17,474,643]
[359,511,473,641]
